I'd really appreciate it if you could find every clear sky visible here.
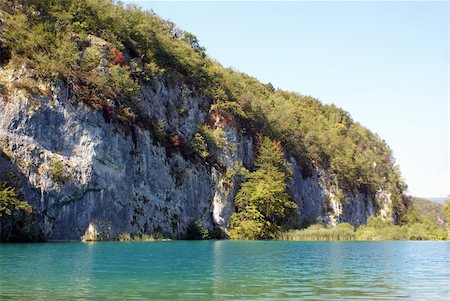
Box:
[124,1,449,198]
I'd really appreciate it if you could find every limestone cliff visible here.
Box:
[1,64,397,241]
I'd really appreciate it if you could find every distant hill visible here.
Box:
[410,197,446,226]
[426,197,448,205]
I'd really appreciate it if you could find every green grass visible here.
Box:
[117,232,172,242]
[279,217,448,241]
[278,223,356,241]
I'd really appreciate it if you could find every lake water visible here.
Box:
[0,241,449,300]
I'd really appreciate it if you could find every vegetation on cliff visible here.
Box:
[0,181,31,217]
[1,0,409,227]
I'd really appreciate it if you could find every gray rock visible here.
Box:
[0,67,396,241]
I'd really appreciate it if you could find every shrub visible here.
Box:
[111,48,126,66]
[81,47,101,71]
[140,232,172,241]
[117,232,131,241]
[194,125,227,159]
[406,219,447,240]
[355,223,408,241]
[48,159,70,183]
[107,65,139,98]
[143,61,165,80]
[0,181,32,217]
[185,218,210,240]
[191,132,209,160]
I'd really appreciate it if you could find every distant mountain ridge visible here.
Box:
[425,197,448,205]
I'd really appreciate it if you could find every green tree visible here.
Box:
[0,182,32,217]
[229,137,298,239]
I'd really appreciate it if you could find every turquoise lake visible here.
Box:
[0,241,449,300]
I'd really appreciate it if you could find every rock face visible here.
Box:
[0,67,394,241]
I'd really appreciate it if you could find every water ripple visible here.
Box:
[0,241,449,300]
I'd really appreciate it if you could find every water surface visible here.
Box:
[0,241,449,300]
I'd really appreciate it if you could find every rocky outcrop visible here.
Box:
[0,65,394,241]
[288,156,389,227]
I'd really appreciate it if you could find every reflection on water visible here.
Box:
[0,241,449,300]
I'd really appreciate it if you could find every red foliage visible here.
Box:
[112,48,126,66]
[209,112,237,128]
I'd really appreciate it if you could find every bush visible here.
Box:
[406,220,447,240]
[107,65,139,98]
[141,232,172,241]
[185,218,210,240]
[191,125,227,162]
[48,159,70,183]
[0,181,32,217]
[117,232,131,241]
[356,223,408,241]
[111,48,125,66]
[200,126,226,150]
[191,133,209,159]
[81,47,101,71]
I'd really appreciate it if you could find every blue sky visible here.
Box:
[125,1,448,198]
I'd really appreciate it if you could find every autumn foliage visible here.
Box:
[112,48,125,66]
